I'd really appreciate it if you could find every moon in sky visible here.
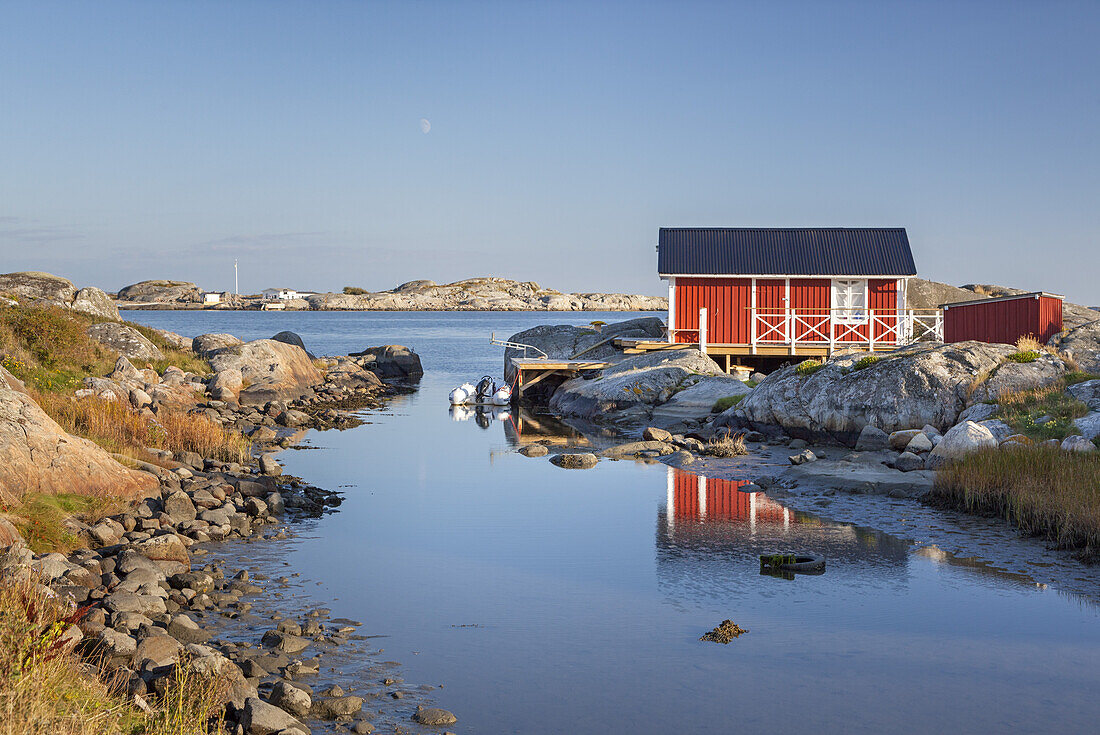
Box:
[419,118,431,134]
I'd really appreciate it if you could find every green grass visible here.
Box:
[1,493,120,554]
[795,359,823,376]
[1006,350,1040,363]
[1064,371,1100,386]
[712,394,746,412]
[995,381,1090,441]
[930,447,1100,560]
[1,303,208,393]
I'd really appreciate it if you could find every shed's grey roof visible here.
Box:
[658,228,917,277]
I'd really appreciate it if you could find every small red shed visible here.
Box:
[657,228,941,362]
[942,292,1063,345]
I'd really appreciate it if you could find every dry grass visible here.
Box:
[142,653,228,735]
[0,579,135,735]
[705,432,748,458]
[931,446,1100,559]
[1014,334,1043,352]
[0,579,228,735]
[33,392,249,465]
[965,368,992,402]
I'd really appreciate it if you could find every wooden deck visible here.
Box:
[508,357,609,402]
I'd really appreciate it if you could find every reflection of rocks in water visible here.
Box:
[914,545,1044,588]
[655,467,910,602]
[503,408,591,447]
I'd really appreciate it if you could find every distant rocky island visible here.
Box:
[113,277,670,312]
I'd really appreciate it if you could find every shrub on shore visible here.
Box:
[930,446,1100,560]
[1,304,207,393]
[705,432,748,458]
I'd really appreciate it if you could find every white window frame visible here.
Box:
[832,279,868,324]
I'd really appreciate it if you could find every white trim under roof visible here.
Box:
[940,291,1065,309]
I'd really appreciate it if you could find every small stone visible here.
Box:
[788,449,816,465]
[549,453,598,469]
[642,427,672,442]
[518,445,548,457]
[270,681,312,718]
[413,706,457,726]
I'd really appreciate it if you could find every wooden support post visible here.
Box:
[699,308,707,356]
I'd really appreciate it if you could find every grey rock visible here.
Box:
[349,344,423,379]
[259,454,282,476]
[270,681,312,718]
[271,331,314,359]
[643,427,672,442]
[789,449,817,465]
[192,333,243,357]
[550,349,724,424]
[117,280,203,304]
[261,630,310,654]
[888,429,923,451]
[97,627,137,659]
[1073,412,1100,440]
[1067,380,1100,411]
[164,491,196,523]
[894,451,926,472]
[412,706,457,726]
[209,339,324,406]
[72,286,121,320]
[854,425,889,451]
[310,695,364,719]
[518,445,549,457]
[904,432,934,454]
[978,419,1015,443]
[87,322,164,363]
[1062,435,1097,453]
[957,402,999,424]
[731,342,1022,441]
[550,452,599,469]
[1048,319,1100,374]
[241,696,311,735]
[928,421,997,467]
[649,375,751,427]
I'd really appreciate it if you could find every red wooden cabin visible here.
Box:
[657,228,942,362]
[942,292,1063,345]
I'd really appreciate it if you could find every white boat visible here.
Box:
[449,382,476,405]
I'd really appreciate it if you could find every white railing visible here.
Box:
[670,308,943,352]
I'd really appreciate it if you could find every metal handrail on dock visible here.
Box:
[490,333,548,359]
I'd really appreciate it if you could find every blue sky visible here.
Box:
[1,1,1097,302]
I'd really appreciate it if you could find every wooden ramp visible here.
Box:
[508,358,609,403]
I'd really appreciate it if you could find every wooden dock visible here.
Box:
[508,357,609,403]
[612,338,830,373]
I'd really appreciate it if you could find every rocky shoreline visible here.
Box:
[112,276,668,312]
[0,317,459,733]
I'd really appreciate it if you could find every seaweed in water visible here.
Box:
[700,620,748,644]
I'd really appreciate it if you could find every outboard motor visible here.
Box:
[475,375,496,403]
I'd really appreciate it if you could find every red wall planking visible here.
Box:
[943,294,1063,345]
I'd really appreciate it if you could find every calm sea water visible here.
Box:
[128,310,1100,734]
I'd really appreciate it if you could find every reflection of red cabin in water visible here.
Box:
[667,468,793,526]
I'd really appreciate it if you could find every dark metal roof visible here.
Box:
[657,228,917,276]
